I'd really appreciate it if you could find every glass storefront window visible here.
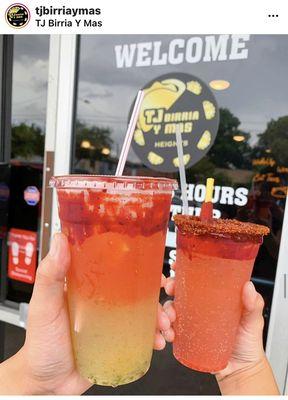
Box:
[11,35,49,162]
[72,34,288,393]
[6,36,49,302]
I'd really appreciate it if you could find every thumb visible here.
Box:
[240,281,265,337]
[28,233,70,327]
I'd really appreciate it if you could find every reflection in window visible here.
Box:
[73,121,113,174]
[72,35,288,353]
[11,35,49,162]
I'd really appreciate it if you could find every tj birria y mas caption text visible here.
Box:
[35,6,102,28]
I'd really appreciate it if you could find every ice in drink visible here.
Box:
[50,175,177,387]
[173,215,269,373]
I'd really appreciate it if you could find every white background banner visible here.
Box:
[0,0,287,34]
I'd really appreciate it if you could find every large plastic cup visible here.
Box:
[173,215,269,373]
[50,175,177,387]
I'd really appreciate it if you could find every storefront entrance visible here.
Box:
[0,34,287,394]
[0,35,49,333]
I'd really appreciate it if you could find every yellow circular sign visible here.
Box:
[132,73,220,173]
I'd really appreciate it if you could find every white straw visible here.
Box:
[175,125,189,215]
[115,90,145,176]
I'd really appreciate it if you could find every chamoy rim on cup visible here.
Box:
[50,175,177,243]
[174,215,270,243]
[49,175,178,192]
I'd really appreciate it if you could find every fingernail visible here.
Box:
[247,281,255,292]
[49,235,60,259]
[159,335,166,350]
[161,311,170,328]
[247,281,258,303]
[162,311,168,320]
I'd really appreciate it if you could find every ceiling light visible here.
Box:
[101,147,110,155]
[209,80,230,91]
[233,135,245,142]
[81,140,91,149]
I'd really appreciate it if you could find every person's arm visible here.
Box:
[0,233,171,395]
[216,356,279,395]
[214,282,280,395]
[0,350,30,395]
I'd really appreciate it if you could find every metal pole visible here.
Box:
[39,34,79,260]
[39,35,60,261]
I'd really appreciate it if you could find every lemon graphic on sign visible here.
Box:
[203,101,216,120]
[197,130,212,150]
[147,152,164,165]
[134,129,145,146]
[186,81,202,95]
[136,79,186,134]
[173,154,191,167]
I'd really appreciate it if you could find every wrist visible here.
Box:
[0,348,33,395]
[216,355,279,395]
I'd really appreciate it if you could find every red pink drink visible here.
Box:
[50,175,176,387]
[173,215,269,373]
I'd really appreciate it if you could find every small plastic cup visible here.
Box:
[173,215,269,373]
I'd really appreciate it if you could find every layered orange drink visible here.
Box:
[50,175,177,387]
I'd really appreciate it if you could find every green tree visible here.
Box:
[184,108,251,186]
[11,123,44,159]
[186,156,215,182]
[208,108,252,169]
[75,121,113,163]
[257,116,288,166]
[185,156,232,186]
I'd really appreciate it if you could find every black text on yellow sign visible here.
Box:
[131,73,220,173]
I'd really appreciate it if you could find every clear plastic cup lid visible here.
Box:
[49,175,178,192]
